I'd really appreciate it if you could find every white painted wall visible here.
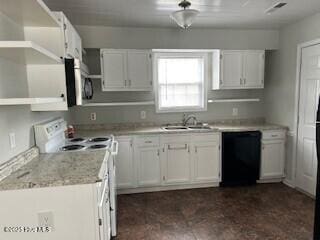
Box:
[265,12,320,183]
[70,25,278,125]
[76,25,279,50]
[0,12,68,165]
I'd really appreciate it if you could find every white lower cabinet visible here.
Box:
[115,137,135,189]
[116,133,221,191]
[162,141,191,185]
[192,134,221,183]
[134,136,161,187]
[260,131,286,180]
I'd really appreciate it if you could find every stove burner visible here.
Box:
[88,137,110,143]
[88,144,107,149]
[61,145,85,151]
[69,138,86,143]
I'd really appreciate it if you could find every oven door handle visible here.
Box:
[99,177,109,207]
[111,141,118,156]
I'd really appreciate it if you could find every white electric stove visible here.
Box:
[34,118,118,238]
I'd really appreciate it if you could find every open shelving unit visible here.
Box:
[0,41,62,65]
[208,98,260,103]
[0,0,61,27]
[0,0,68,111]
[82,101,155,107]
[0,97,64,106]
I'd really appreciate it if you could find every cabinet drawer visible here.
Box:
[135,136,160,147]
[191,133,220,143]
[262,130,286,140]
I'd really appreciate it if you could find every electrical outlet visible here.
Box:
[90,112,96,121]
[38,211,54,230]
[232,108,238,116]
[9,133,16,149]
[140,111,146,119]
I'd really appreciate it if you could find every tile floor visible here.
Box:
[116,184,315,240]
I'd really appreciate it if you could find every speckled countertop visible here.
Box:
[0,150,108,191]
[74,123,288,137]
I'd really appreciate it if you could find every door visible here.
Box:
[220,51,243,88]
[127,50,152,90]
[136,147,161,186]
[101,50,127,90]
[193,141,220,183]
[260,140,285,179]
[115,138,135,189]
[243,51,264,88]
[163,143,191,184]
[296,44,320,196]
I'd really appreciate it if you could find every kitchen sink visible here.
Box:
[162,125,215,131]
[187,126,212,130]
[163,126,188,130]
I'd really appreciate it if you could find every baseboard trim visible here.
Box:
[257,178,283,184]
[282,179,295,188]
[117,182,219,195]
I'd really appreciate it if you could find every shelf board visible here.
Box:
[0,97,64,106]
[0,41,62,65]
[208,98,260,103]
[83,101,155,107]
[0,0,60,27]
[88,75,102,79]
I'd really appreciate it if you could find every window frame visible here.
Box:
[153,52,208,113]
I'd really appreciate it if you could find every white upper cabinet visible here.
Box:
[100,49,152,91]
[243,51,265,88]
[220,51,243,88]
[212,50,265,90]
[54,12,82,61]
[127,50,152,90]
[101,50,127,90]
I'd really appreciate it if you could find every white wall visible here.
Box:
[0,12,68,165]
[76,26,279,50]
[71,25,278,125]
[265,12,320,183]
[265,12,320,130]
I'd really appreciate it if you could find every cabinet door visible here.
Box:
[163,143,191,185]
[220,51,243,89]
[72,30,82,61]
[243,51,264,88]
[260,140,285,179]
[193,141,220,183]
[136,146,161,187]
[63,16,75,59]
[115,138,135,189]
[127,50,152,90]
[101,50,127,91]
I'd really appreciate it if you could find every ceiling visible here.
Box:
[44,0,320,29]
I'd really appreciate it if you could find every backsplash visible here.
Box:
[74,117,266,131]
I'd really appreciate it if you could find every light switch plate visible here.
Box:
[140,111,146,119]
[9,133,16,149]
[90,112,97,121]
[232,108,238,116]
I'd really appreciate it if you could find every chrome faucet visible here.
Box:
[183,114,198,126]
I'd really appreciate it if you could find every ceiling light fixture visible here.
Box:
[170,0,199,29]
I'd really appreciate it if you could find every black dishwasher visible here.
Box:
[221,131,261,187]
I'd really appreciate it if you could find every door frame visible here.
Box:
[293,38,320,188]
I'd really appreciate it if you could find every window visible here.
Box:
[154,52,207,112]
